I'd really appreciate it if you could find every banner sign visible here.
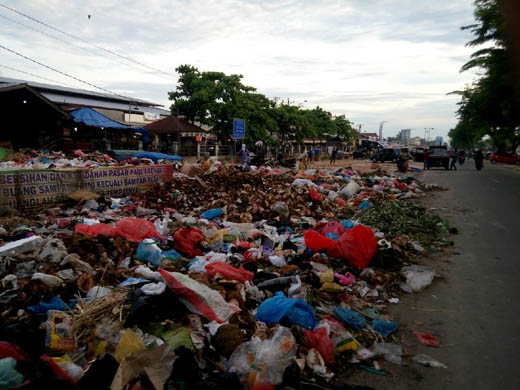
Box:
[0,164,174,209]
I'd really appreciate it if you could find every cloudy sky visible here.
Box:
[0,0,478,139]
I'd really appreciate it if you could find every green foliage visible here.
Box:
[451,0,520,152]
[169,65,357,147]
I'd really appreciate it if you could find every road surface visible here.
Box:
[348,161,520,389]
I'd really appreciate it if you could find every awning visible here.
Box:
[70,107,150,142]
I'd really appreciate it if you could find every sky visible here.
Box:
[0,0,479,139]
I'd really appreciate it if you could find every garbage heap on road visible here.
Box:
[0,163,451,390]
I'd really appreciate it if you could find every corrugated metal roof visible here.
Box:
[0,76,163,107]
[42,92,170,115]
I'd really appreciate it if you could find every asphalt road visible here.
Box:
[348,161,520,389]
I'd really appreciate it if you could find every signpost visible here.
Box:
[233,118,245,139]
[232,118,245,159]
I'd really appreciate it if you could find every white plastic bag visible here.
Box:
[229,326,297,385]
[339,180,360,198]
[141,282,166,295]
[401,265,436,292]
[160,270,240,323]
[373,343,402,365]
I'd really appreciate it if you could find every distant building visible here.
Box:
[412,136,421,146]
[397,129,411,142]
[360,132,379,141]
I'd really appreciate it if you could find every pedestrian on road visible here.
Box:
[330,147,337,164]
[450,149,458,170]
[474,149,484,170]
[240,144,248,165]
[423,149,430,170]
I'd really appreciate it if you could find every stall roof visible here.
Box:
[70,107,129,129]
[144,115,211,135]
[70,107,150,142]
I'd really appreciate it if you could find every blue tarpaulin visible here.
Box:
[70,107,150,142]
[110,150,183,163]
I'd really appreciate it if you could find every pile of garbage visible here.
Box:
[0,149,182,170]
[0,166,450,389]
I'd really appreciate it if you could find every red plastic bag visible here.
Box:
[205,262,254,283]
[40,355,76,386]
[173,227,204,259]
[413,331,440,347]
[304,230,336,252]
[337,198,346,206]
[115,217,160,242]
[332,225,377,269]
[304,327,335,365]
[0,341,28,361]
[309,188,322,202]
[75,223,116,237]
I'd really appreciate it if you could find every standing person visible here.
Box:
[240,144,248,165]
[474,149,484,170]
[330,147,337,165]
[399,148,410,172]
[450,149,458,170]
[255,141,265,166]
[423,149,430,170]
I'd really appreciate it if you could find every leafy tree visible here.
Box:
[451,0,520,152]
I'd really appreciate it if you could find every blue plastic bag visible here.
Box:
[201,208,223,220]
[333,306,366,331]
[136,239,162,267]
[27,296,68,314]
[372,319,398,336]
[119,277,148,287]
[358,201,372,210]
[0,357,24,389]
[325,232,339,241]
[162,249,181,262]
[340,219,354,230]
[256,291,317,330]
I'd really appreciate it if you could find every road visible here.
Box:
[348,161,520,389]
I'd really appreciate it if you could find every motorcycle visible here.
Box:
[475,159,483,170]
[458,156,465,165]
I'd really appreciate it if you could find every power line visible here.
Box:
[0,63,76,87]
[0,43,131,99]
[0,3,176,80]
[0,12,177,82]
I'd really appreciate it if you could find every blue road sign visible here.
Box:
[233,118,245,139]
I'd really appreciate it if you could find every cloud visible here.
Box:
[0,0,478,138]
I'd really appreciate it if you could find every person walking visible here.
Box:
[450,149,458,170]
[474,149,484,170]
[240,144,248,165]
[330,147,338,165]
[423,149,430,170]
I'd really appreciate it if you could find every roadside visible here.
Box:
[347,162,520,389]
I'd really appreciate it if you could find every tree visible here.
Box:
[451,0,520,152]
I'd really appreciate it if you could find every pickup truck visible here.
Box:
[427,146,450,170]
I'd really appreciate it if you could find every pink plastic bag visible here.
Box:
[205,262,254,283]
[304,230,336,252]
[115,217,161,242]
[304,327,335,365]
[75,218,160,242]
[321,221,347,237]
[75,223,116,237]
[332,225,377,269]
